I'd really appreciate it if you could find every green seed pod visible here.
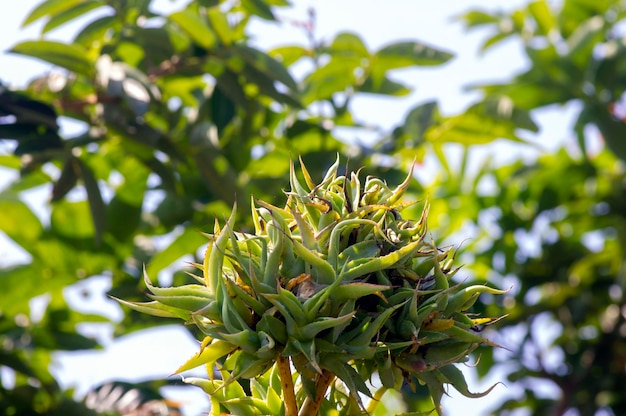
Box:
[123,157,505,416]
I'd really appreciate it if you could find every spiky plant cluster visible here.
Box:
[121,158,504,415]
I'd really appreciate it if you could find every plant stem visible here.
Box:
[298,369,335,416]
[277,355,298,416]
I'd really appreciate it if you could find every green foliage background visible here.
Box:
[0,0,625,415]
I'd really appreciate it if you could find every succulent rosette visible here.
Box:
[119,157,505,415]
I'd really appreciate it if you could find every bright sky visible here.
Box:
[0,1,571,415]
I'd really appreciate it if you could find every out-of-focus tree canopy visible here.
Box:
[0,0,624,415]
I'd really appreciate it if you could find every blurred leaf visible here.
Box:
[241,63,301,107]
[458,10,501,28]
[0,88,58,129]
[373,41,453,71]
[425,109,530,146]
[269,45,309,67]
[559,0,612,38]
[74,15,119,46]
[303,58,359,104]
[359,75,411,96]
[51,199,95,239]
[209,86,236,132]
[241,0,275,20]
[22,0,85,27]
[246,148,290,177]
[207,6,234,45]
[51,157,79,202]
[131,27,177,66]
[76,159,106,244]
[42,1,105,34]
[528,0,556,36]
[0,264,74,315]
[0,118,63,159]
[0,155,21,169]
[169,10,217,49]
[0,193,43,247]
[588,103,626,162]
[328,32,369,58]
[470,96,538,132]
[404,101,439,144]
[481,31,515,53]
[215,69,248,108]
[146,228,207,279]
[32,328,99,351]
[10,40,93,76]
[0,351,39,379]
[566,15,605,68]
[106,158,148,242]
[235,45,299,91]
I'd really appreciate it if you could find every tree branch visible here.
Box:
[299,369,335,416]
[277,355,298,416]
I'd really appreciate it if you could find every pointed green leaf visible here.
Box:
[331,283,391,302]
[438,365,500,398]
[300,312,356,339]
[113,298,191,319]
[322,357,371,403]
[175,340,238,374]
